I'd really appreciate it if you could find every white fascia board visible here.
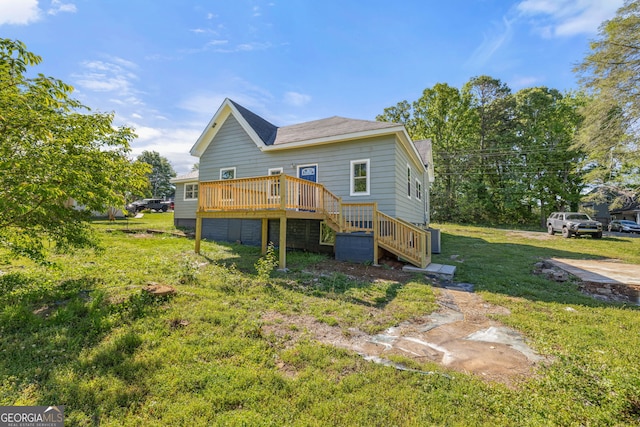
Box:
[189,100,230,157]
[170,176,199,184]
[396,128,430,175]
[189,99,265,157]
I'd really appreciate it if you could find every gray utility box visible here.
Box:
[335,232,374,264]
[429,228,441,254]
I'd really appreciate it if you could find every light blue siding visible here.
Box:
[196,114,428,225]
[173,181,199,221]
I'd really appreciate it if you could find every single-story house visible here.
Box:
[610,200,640,224]
[581,188,640,226]
[172,98,435,268]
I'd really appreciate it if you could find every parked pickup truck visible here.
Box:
[547,212,602,238]
[126,198,172,213]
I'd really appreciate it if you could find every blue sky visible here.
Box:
[1,0,623,174]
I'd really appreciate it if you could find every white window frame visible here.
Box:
[350,159,370,196]
[415,179,422,201]
[184,182,199,201]
[268,167,283,199]
[219,167,236,201]
[220,167,236,180]
[407,165,412,199]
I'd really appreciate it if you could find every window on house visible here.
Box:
[350,159,370,196]
[220,167,236,201]
[184,183,199,200]
[407,166,412,198]
[268,168,283,198]
[220,167,236,180]
[415,180,422,201]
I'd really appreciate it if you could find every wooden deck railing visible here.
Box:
[198,174,429,268]
[199,175,341,213]
[377,211,429,268]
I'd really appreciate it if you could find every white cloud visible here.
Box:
[466,16,514,67]
[217,41,271,53]
[130,125,203,174]
[283,91,311,107]
[109,96,144,106]
[207,39,228,47]
[0,0,41,25]
[73,58,138,95]
[509,75,543,89]
[47,0,76,16]
[516,0,624,37]
[178,75,274,119]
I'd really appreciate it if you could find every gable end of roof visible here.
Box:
[228,100,277,146]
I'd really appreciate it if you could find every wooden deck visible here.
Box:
[195,174,430,269]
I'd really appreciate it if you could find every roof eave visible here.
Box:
[170,175,200,184]
[265,125,428,174]
[264,125,405,150]
[396,129,430,175]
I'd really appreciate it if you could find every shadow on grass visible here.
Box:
[0,272,166,417]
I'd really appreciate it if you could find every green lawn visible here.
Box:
[1,214,639,426]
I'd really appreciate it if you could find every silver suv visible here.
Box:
[547,212,603,238]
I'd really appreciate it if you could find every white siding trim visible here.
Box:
[407,164,412,199]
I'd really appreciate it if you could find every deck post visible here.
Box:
[425,230,431,266]
[420,230,428,268]
[195,215,202,254]
[372,202,379,265]
[279,216,287,269]
[261,218,268,254]
[280,174,287,210]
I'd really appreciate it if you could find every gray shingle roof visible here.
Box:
[413,139,432,166]
[171,170,199,182]
[273,116,400,145]
[229,100,278,146]
[228,100,400,146]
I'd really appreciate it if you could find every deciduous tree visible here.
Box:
[137,150,176,199]
[575,0,640,187]
[514,88,586,226]
[0,39,149,263]
[463,76,519,222]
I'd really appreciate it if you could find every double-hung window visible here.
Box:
[415,180,422,201]
[407,166,412,198]
[350,159,370,196]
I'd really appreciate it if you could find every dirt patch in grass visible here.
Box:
[300,257,416,282]
[506,230,555,240]
[265,259,548,387]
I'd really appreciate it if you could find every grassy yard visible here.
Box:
[1,214,639,426]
